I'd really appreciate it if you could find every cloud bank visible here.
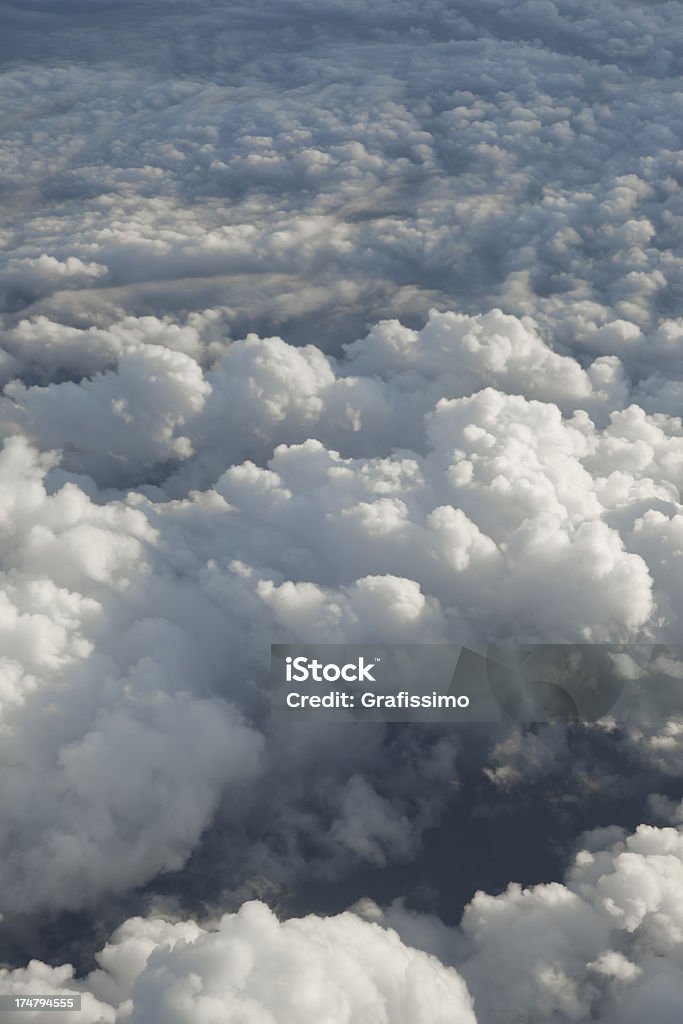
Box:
[7,821,683,1023]
[2,0,683,1020]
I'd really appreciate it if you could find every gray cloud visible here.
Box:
[2,0,683,360]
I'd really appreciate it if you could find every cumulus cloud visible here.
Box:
[1,301,683,915]
[352,821,683,1024]
[5,306,676,639]
[3,0,683,1014]
[458,823,683,1024]
[8,822,683,1024]
[0,902,476,1024]
[3,0,683,361]
[0,438,268,914]
[0,433,473,916]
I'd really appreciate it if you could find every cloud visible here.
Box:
[3,307,680,643]
[2,0,683,1002]
[458,823,683,1023]
[1,295,683,914]
[3,0,683,360]
[0,437,266,913]
[0,434,474,915]
[0,902,476,1024]
[8,821,683,1024]
[358,821,683,1024]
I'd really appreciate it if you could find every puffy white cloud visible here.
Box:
[2,292,683,912]
[358,822,683,1024]
[458,823,683,1024]
[5,343,211,483]
[3,0,683,364]
[9,822,683,1024]
[3,0,683,1005]
[0,437,267,913]
[4,305,681,640]
[0,433,478,913]
[0,902,476,1024]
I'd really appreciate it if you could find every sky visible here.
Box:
[1,1,683,1021]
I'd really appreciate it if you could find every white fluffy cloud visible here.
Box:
[3,0,683,362]
[0,902,476,1024]
[1,297,683,912]
[8,822,683,1024]
[356,821,683,1024]
[4,306,674,638]
[0,438,268,913]
[0,433,472,913]
[458,823,683,1024]
[2,1,683,1016]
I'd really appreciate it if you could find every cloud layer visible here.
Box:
[8,821,683,1023]
[1,304,683,919]
[3,0,683,357]
[2,0,683,1020]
